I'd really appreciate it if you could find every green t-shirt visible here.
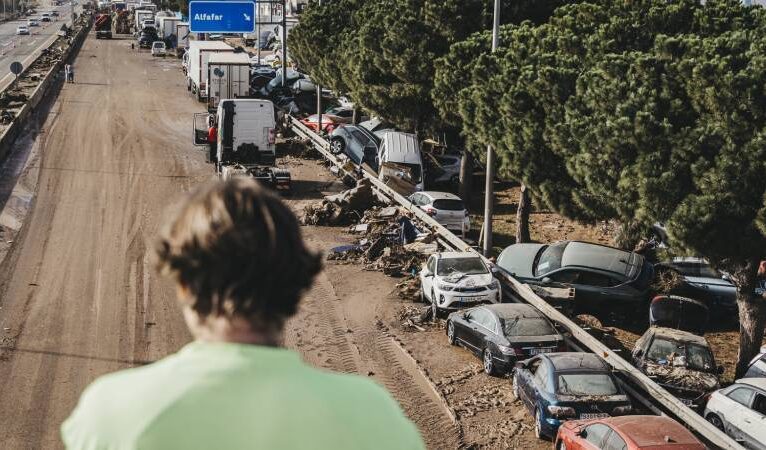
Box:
[62,341,425,450]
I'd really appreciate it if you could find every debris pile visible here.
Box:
[644,361,719,391]
[653,267,685,294]
[396,305,431,331]
[395,276,421,300]
[302,179,376,225]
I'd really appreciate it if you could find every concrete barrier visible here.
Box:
[0,20,92,164]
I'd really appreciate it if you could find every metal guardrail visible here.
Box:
[286,115,742,450]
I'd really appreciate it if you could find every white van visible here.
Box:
[375,131,424,192]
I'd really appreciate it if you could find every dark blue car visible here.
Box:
[512,353,632,440]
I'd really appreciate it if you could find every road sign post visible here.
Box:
[189,1,256,34]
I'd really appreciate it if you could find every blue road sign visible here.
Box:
[189,1,256,33]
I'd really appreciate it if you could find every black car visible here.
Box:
[632,326,722,410]
[138,29,158,49]
[513,353,633,439]
[447,304,565,375]
[655,257,738,320]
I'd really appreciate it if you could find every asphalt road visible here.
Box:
[0,34,211,448]
[0,1,80,90]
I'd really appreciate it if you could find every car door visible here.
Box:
[463,308,492,354]
[572,270,625,309]
[518,357,541,410]
[421,256,436,300]
[530,360,551,414]
[743,390,766,450]
[720,386,756,444]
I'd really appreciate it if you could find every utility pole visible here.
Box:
[316,0,321,133]
[482,0,500,257]
[280,0,286,87]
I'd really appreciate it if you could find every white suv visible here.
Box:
[420,252,501,319]
[704,378,766,448]
[151,41,166,57]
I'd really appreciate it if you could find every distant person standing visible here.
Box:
[756,260,766,299]
[68,64,75,83]
[61,179,425,450]
[64,64,71,83]
[207,119,218,163]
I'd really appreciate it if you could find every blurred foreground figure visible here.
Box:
[62,179,425,450]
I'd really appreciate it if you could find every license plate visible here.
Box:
[528,347,553,355]
[580,413,609,420]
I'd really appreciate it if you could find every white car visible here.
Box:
[704,377,766,449]
[409,191,470,236]
[40,14,51,22]
[27,18,39,26]
[16,25,29,35]
[150,41,166,56]
[420,252,501,318]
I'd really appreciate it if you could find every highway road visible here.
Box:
[0,1,80,91]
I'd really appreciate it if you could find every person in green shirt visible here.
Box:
[62,179,426,450]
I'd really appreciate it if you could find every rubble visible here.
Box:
[644,361,719,391]
[302,178,376,225]
[395,276,421,300]
[396,305,431,331]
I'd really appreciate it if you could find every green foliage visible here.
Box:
[288,0,572,133]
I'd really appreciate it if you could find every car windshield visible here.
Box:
[646,338,715,372]
[502,317,556,337]
[672,261,722,279]
[535,242,567,276]
[558,373,619,396]
[432,199,465,211]
[437,257,487,277]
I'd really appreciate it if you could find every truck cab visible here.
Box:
[193,99,290,189]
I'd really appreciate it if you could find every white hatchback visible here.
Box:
[409,191,470,236]
[420,252,501,319]
[16,25,29,35]
[151,41,166,57]
[704,377,766,449]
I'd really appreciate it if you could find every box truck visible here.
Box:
[207,53,251,111]
[186,41,235,101]
[134,9,153,32]
[157,16,180,42]
[175,22,189,56]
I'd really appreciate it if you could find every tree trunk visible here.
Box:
[458,152,473,202]
[515,184,531,244]
[352,106,359,125]
[733,262,766,378]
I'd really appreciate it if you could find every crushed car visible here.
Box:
[631,326,722,411]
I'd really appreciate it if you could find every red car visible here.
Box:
[299,114,342,134]
[554,415,705,450]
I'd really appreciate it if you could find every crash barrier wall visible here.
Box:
[286,116,742,450]
[0,20,91,164]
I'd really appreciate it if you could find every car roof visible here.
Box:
[544,352,609,372]
[650,326,709,347]
[419,191,462,201]
[437,252,479,260]
[561,241,637,278]
[734,377,766,391]
[603,416,701,447]
[378,131,420,163]
[484,304,543,319]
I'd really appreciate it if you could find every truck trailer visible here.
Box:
[94,13,112,39]
[134,8,152,32]
[186,41,235,102]
[193,99,290,189]
[207,52,251,112]
[157,16,180,42]
[175,22,189,56]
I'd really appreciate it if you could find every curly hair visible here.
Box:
[156,179,322,329]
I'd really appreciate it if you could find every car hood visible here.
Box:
[496,244,545,278]
[643,362,719,393]
[506,334,563,345]
[439,272,493,287]
[684,275,736,290]
[556,393,630,403]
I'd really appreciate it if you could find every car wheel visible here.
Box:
[447,321,456,345]
[483,348,496,376]
[330,137,344,154]
[706,413,725,431]
[534,408,544,440]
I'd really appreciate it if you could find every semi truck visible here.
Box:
[157,16,180,41]
[186,41,235,102]
[193,99,290,189]
[134,8,152,32]
[207,52,251,112]
[94,13,112,39]
[113,10,131,34]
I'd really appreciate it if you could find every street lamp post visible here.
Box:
[280,0,287,87]
[482,0,500,257]
[316,0,321,134]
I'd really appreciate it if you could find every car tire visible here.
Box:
[534,408,544,440]
[447,321,456,345]
[706,413,725,431]
[330,137,345,154]
[483,348,497,376]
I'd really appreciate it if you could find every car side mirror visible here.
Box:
[722,274,732,282]
[542,277,552,285]
[633,349,643,359]
[717,365,725,375]
[462,312,470,320]
[576,429,587,438]
[514,361,526,370]
[423,270,433,278]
